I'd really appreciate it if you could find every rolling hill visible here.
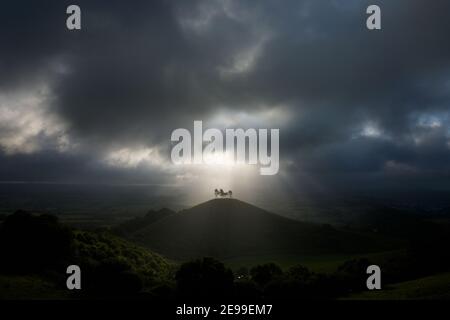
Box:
[121,199,395,260]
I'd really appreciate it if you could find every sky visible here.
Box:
[1,0,450,204]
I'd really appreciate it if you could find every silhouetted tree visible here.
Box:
[250,263,283,287]
[0,210,73,274]
[334,258,372,293]
[175,257,234,300]
[287,264,312,283]
[82,258,143,297]
[233,279,262,300]
[235,266,249,280]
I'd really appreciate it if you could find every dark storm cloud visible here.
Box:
[0,0,450,186]
[0,150,170,185]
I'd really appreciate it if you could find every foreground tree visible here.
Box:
[175,257,234,300]
[0,210,73,273]
[250,263,283,287]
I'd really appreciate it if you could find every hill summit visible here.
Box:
[123,198,389,260]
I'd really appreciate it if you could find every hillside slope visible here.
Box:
[346,272,450,300]
[128,199,393,260]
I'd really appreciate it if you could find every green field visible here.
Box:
[0,275,69,300]
[223,250,403,273]
[346,272,450,300]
